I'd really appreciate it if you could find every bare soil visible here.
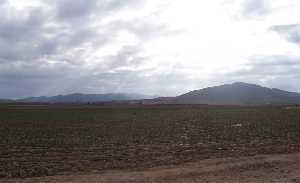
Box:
[2,152,300,183]
[2,105,300,182]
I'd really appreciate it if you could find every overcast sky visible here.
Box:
[1,0,300,99]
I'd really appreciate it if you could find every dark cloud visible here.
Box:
[6,0,298,99]
[0,2,107,64]
[241,0,270,18]
[0,8,50,62]
[85,69,196,97]
[0,60,75,98]
[0,0,183,99]
[222,55,300,92]
[104,46,148,69]
[271,24,300,46]
[54,0,142,22]
[55,0,97,21]
[230,55,300,77]
[0,0,166,63]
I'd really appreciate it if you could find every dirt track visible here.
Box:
[3,153,300,183]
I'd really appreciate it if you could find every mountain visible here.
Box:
[169,82,300,105]
[16,93,156,103]
[0,99,13,103]
[2,82,300,105]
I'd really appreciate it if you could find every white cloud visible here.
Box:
[1,0,300,98]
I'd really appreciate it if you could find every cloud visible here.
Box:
[241,0,270,18]
[271,24,300,46]
[108,17,181,41]
[0,59,75,98]
[0,0,186,98]
[221,55,300,92]
[104,46,148,70]
[1,0,300,98]
[0,0,150,63]
[229,55,300,77]
[54,0,97,21]
[0,7,50,62]
[0,4,95,63]
[54,0,143,22]
[0,0,7,6]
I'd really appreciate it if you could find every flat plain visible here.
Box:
[1,104,300,179]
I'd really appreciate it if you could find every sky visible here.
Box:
[0,0,300,99]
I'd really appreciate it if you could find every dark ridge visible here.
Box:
[173,82,300,105]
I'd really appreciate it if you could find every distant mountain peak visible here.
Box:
[173,82,300,105]
[15,93,157,103]
[230,82,262,87]
[1,82,300,105]
[232,82,254,85]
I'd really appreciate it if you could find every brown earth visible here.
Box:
[2,152,300,183]
[2,143,300,178]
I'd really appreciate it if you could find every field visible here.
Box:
[1,104,300,178]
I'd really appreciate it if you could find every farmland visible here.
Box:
[1,104,300,178]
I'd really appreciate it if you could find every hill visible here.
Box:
[2,82,300,105]
[16,93,155,103]
[0,99,13,103]
[170,82,300,105]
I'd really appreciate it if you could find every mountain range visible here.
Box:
[0,99,13,103]
[1,82,300,105]
[11,93,156,103]
[143,82,300,105]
